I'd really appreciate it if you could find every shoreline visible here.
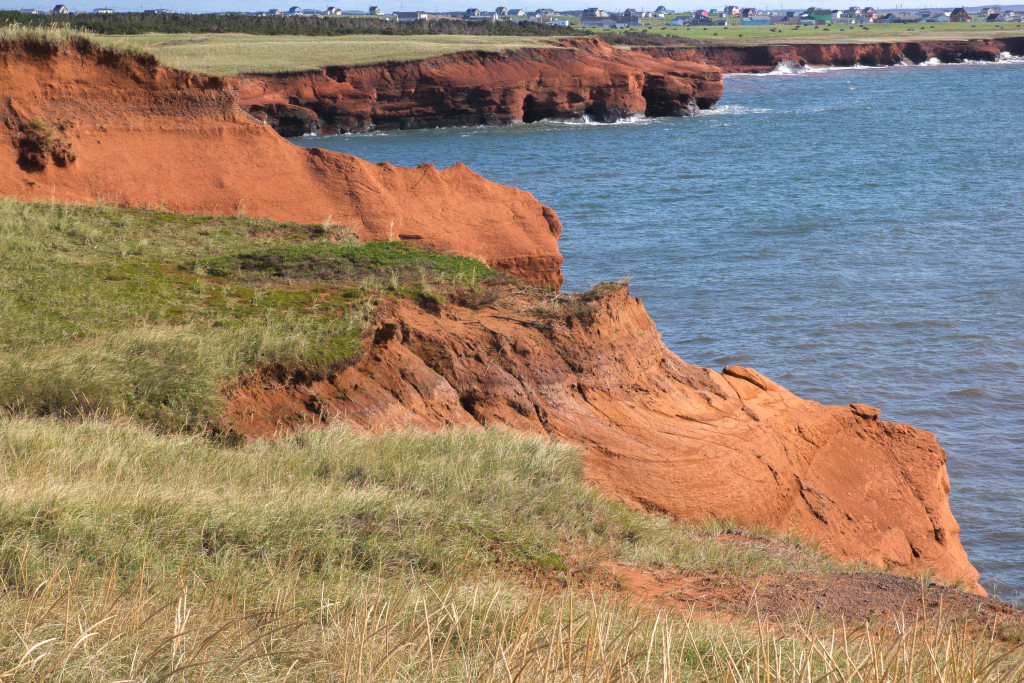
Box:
[234,36,1023,136]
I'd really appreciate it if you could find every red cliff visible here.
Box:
[0,37,563,287]
[238,37,723,135]
[0,36,986,595]
[645,37,1024,73]
[225,286,983,594]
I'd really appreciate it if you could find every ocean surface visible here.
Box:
[294,58,1024,599]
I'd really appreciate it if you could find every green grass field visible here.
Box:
[94,32,562,75]
[93,24,1024,75]
[596,19,1024,45]
[1,199,1022,679]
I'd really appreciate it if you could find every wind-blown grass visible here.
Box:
[0,417,1019,681]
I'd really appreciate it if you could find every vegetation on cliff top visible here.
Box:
[0,200,495,432]
[0,11,579,37]
[94,32,563,74]
[594,19,1024,46]
[1,199,1022,679]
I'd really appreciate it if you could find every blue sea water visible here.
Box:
[294,60,1024,599]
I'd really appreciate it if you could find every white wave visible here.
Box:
[734,61,888,77]
[544,113,654,126]
[701,104,772,115]
[995,51,1024,64]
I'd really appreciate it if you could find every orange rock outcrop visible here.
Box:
[0,38,563,286]
[239,38,723,135]
[225,287,983,595]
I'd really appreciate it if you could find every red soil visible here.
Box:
[223,286,984,595]
[239,37,723,135]
[0,38,563,287]
[645,37,1024,73]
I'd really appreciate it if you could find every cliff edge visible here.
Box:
[645,37,1024,73]
[224,286,983,595]
[239,38,723,135]
[0,37,563,287]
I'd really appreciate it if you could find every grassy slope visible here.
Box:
[1,201,1021,679]
[0,200,494,432]
[93,33,562,75]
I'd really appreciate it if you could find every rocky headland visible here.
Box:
[645,37,1024,73]
[0,34,989,594]
[0,37,563,286]
[239,37,723,135]
[225,285,982,593]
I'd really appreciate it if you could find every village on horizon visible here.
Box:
[17,2,1024,26]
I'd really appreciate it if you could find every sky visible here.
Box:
[2,1,1014,18]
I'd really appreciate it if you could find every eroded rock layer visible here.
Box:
[239,38,723,135]
[224,287,984,595]
[646,37,1024,74]
[0,38,563,287]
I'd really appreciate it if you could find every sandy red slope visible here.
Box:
[239,37,723,135]
[0,38,563,287]
[224,287,983,595]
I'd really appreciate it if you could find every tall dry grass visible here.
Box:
[0,417,1020,681]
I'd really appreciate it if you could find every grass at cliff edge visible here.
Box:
[0,199,495,432]
[1,200,1022,680]
[94,33,563,74]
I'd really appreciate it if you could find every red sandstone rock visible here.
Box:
[851,403,882,420]
[224,286,984,595]
[645,37,1023,74]
[0,38,563,287]
[238,38,723,135]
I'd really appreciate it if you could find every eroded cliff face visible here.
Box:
[0,38,563,287]
[239,38,723,135]
[646,37,1024,73]
[224,286,983,595]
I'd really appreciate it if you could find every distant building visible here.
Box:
[325,6,342,15]
[395,10,430,20]
[724,5,740,16]
[94,7,114,12]
[369,4,381,13]
[581,7,609,17]
[949,7,971,22]
[741,11,771,24]
[52,4,69,12]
